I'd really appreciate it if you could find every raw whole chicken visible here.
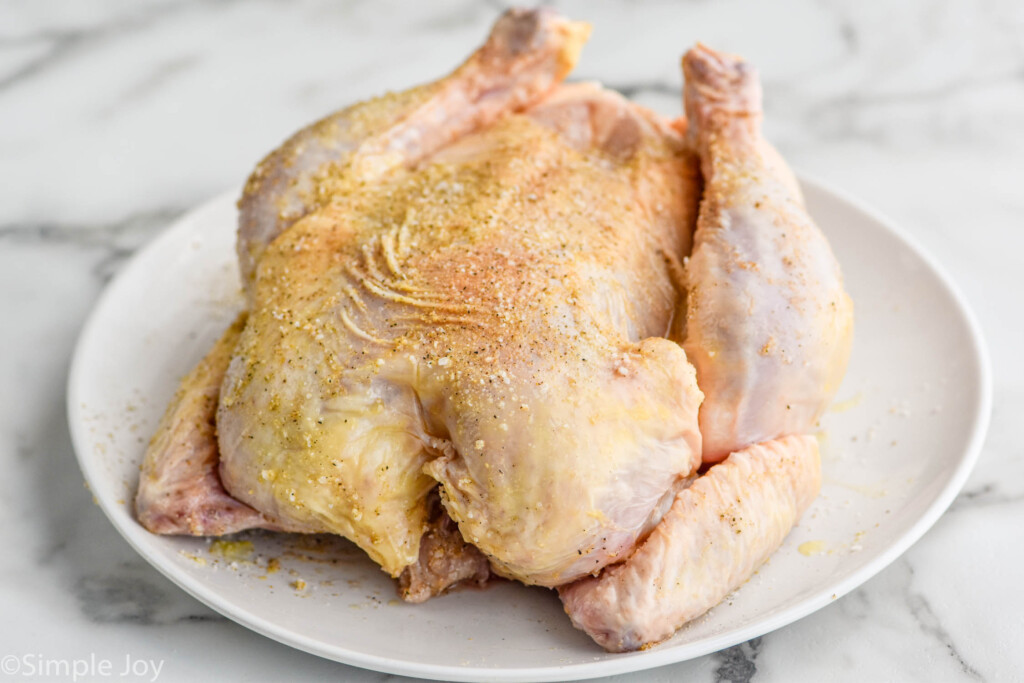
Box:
[135,8,852,652]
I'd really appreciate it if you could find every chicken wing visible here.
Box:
[134,314,285,535]
[559,434,821,652]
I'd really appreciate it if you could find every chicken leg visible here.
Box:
[680,44,853,462]
[237,8,590,293]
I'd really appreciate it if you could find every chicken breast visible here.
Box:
[680,44,854,462]
[216,9,704,584]
[559,434,821,652]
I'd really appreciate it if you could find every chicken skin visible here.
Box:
[680,44,853,462]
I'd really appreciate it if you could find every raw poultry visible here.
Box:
[136,7,852,651]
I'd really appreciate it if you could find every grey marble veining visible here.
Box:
[1,1,1021,681]
[0,208,185,283]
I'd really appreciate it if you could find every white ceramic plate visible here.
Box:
[68,178,990,682]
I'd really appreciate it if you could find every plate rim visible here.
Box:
[66,174,992,682]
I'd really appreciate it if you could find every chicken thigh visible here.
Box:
[680,44,853,462]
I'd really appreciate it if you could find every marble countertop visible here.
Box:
[2,1,1021,681]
